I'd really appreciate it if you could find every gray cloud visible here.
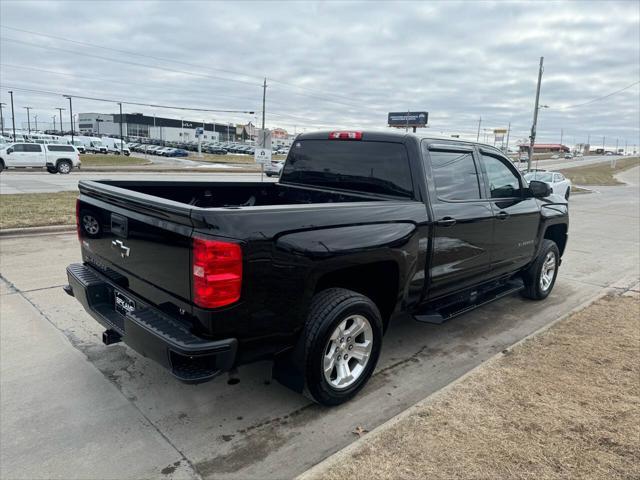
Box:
[0,0,638,148]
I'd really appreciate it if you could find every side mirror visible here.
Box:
[6,148,13,154]
[528,180,552,198]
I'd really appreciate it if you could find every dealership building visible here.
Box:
[77,113,238,142]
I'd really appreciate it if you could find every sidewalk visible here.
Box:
[301,290,640,480]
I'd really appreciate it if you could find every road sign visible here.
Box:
[255,148,272,165]
[257,129,272,150]
[388,111,428,127]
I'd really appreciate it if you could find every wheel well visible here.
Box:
[314,261,400,326]
[57,158,72,164]
[544,224,568,256]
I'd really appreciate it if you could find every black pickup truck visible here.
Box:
[65,131,568,405]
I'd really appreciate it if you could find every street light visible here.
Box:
[8,91,16,140]
[0,102,5,137]
[63,95,74,144]
[23,106,32,133]
[56,108,65,135]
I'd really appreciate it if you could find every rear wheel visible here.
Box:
[57,160,72,174]
[0,160,4,173]
[47,167,57,174]
[521,239,560,300]
[298,288,383,406]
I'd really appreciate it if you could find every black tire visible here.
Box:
[521,239,560,300]
[565,188,570,200]
[298,288,383,406]
[47,167,57,174]
[0,160,4,173]
[57,160,72,174]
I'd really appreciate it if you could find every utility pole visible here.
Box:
[9,91,16,140]
[602,136,605,152]
[476,116,482,141]
[0,102,5,137]
[34,114,38,133]
[505,122,511,153]
[615,138,619,154]
[260,77,267,182]
[527,56,544,172]
[118,103,124,153]
[56,107,65,135]
[560,128,563,146]
[24,106,32,134]
[52,115,56,133]
[64,96,74,144]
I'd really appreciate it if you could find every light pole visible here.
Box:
[34,114,38,133]
[64,96,74,144]
[23,106,32,133]
[9,91,16,140]
[118,103,124,153]
[52,115,56,133]
[56,107,65,135]
[96,118,103,135]
[527,56,545,172]
[0,102,5,137]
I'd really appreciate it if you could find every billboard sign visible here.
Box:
[388,111,428,127]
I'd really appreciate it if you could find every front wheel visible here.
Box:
[299,288,383,406]
[521,239,560,300]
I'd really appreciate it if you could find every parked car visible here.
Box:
[524,170,572,200]
[205,146,227,155]
[0,142,80,174]
[265,160,284,177]
[551,154,560,159]
[65,131,568,406]
[564,153,573,159]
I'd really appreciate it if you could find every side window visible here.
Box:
[25,144,43,152]
[12,144,26,152]
[481,154,523,199]
[428,150,481,201]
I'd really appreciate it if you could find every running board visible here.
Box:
[414,280,524,325]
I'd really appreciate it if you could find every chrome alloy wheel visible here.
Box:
[82,215,100,235]
[539,251,556,292]
[58,162,71,173]
[323,314,373,390]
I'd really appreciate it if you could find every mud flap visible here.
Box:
[272,347,306,394]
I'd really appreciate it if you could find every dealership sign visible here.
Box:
[388,111,429,127]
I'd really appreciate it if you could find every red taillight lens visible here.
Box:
[75,198,81,240]
[192,238,242,309]
[328,131,362,140]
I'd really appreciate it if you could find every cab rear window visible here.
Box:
[281,140,413,198]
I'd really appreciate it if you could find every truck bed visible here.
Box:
[93,180,384,208]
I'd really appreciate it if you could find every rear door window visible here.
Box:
[281,139,414,198]
[428,149,482,201]
[47,145,75,152]
[25,144,43,152]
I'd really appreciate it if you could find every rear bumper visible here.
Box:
[66,263,237,384]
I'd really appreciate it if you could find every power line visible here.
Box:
[0,85,256,114]
[559,80,640,109]
[0,24,363,104]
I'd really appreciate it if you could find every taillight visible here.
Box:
[192,238,242,309]
[75,198,81,240]
[328,131,362,140]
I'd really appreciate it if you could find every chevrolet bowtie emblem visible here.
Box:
[111,239,130,258]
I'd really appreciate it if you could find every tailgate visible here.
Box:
[77,181,194,302]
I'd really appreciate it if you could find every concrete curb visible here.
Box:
[296,276,639,480]
[0,224,76,238]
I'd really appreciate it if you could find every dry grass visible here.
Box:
[0,191,77,229]
[312,295,640,480]
[80,154,149,166]
[560,157,639,185]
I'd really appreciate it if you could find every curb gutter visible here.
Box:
[0,224,76,238]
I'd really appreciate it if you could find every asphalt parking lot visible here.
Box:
[1,167,638,479]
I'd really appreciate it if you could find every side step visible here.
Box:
[414,280,524,325]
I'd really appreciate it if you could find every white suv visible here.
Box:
[0,143,81,174]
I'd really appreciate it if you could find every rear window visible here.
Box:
[47,145,75,152]
[281,140,414,198]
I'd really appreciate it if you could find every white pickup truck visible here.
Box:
[0,142,81,174]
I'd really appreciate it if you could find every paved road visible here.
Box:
[0,171,271,194]
[1,167,638,479]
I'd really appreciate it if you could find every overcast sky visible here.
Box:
[1,0,638,147]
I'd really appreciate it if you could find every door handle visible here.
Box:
[496,211,509,220]
[436,216,457,227]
